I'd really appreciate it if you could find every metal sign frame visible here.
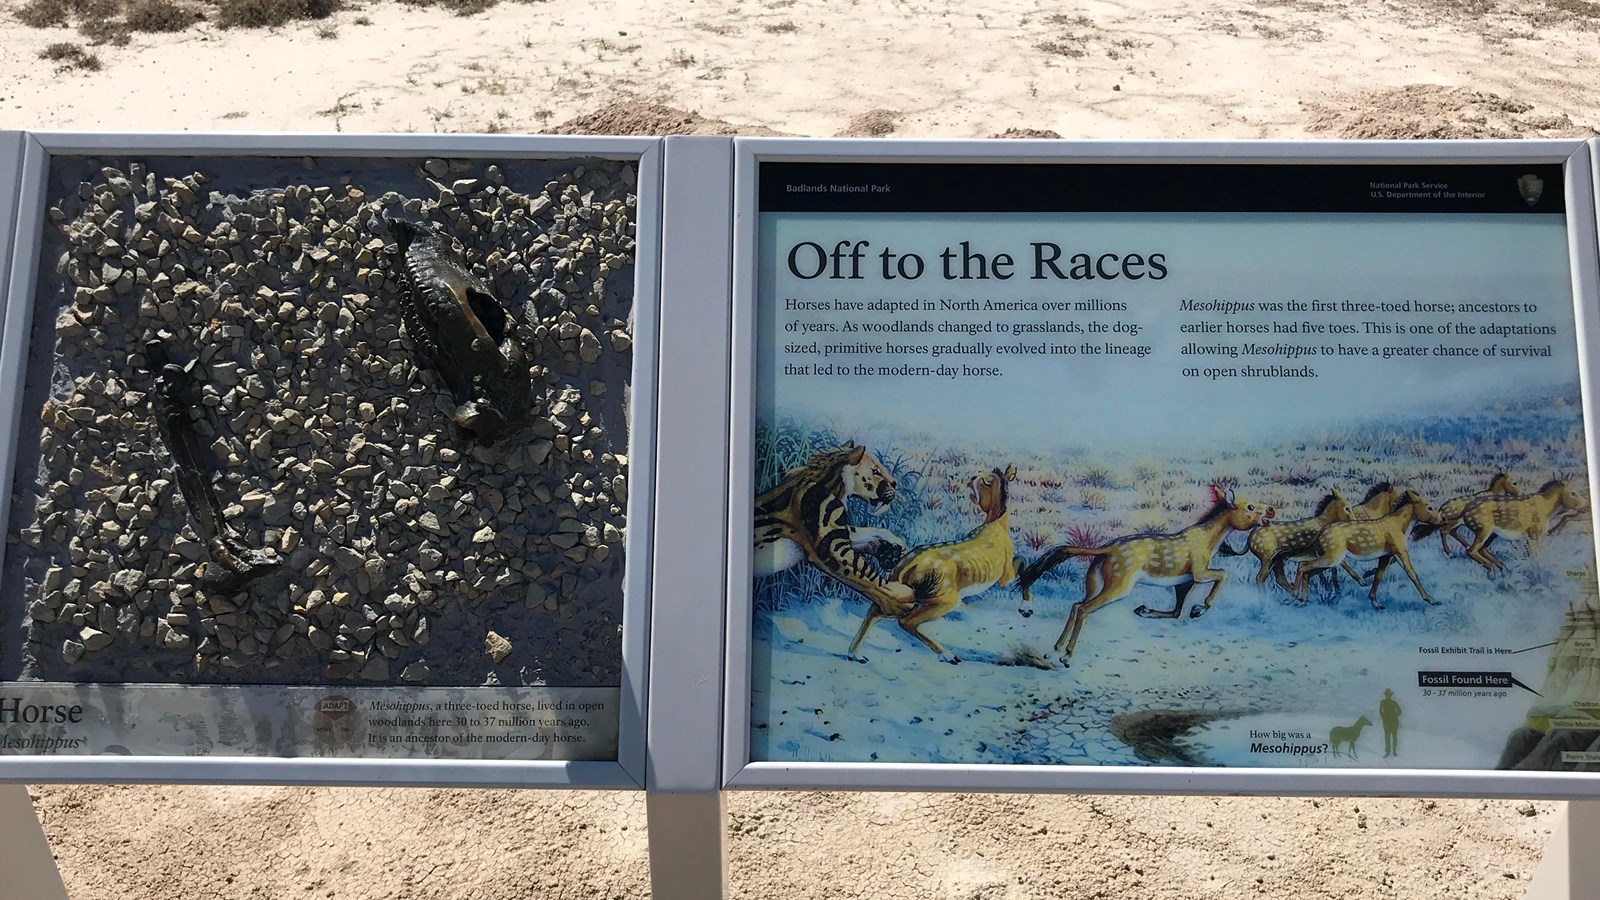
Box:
[0,132,663,789]
[721,137,1600,799]
[0,133,21,366]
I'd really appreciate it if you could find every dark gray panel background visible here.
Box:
[3,153,638,688]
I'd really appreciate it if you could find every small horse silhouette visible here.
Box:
[1329,716,1373,758]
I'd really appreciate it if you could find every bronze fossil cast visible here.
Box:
[143,337,281,594]
[387,217,533,446]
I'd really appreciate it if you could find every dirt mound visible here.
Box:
[835,108,902,137]
[1304,84,1595,139]
[990,127,1064,139]
[552,101,786,136]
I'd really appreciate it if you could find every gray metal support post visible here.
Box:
[646,791,728,899]
[0,134,66,900]
[1526,801,1600,900]
[0,784,71,900]
[644,136,735,900]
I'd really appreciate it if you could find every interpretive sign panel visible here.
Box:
[0,134,659,786]
[725,140,1600,796]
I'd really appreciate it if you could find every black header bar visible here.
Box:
[758,161,1566,215]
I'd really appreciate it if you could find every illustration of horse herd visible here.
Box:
[752,442,1591,668]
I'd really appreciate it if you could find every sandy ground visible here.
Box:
[3,0,1598,895]
[0,0,1596,139]
[24,785,1564,899]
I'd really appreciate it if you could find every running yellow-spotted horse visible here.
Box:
[1017,485,1275,666]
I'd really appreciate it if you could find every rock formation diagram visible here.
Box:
[1501,587,1600,770]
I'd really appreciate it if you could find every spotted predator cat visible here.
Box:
[754,442,915,616]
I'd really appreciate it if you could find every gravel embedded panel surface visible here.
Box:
[2,153,637,688]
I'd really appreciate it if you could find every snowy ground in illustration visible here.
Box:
[748,395,1596,768]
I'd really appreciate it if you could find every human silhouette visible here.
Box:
[1380,688,1402,757]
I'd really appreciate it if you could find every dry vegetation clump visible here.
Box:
[1411,0,1600,30]
[394,0,496,15]
[15,0,69,27]
[1531,0,1600,27]
[999,643,1053,669]
[391,0,554,14]
[1045,12,1094,27]
[124,0,195,31]
[15,0,129,42]
[1035,36,1088,57]
[1075,466,1120,490]
[1021,526,1056,552]
[79,19,131,43]
[39,41,103,70]
[1268,465,1325,488]
[1063,522,1108,548]
[13,0,338,34]
[15,0,131,41]
[213,0,338,27]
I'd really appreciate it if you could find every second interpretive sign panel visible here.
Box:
[727,140,1600,793]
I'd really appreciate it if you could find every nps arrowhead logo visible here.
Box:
[1517,174,1545,207]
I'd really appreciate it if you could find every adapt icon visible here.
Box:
[313,695,361,753]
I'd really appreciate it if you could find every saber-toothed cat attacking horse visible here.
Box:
[848,465,1020,664]
[1017,485,1274,666]
[753,441,916,616]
